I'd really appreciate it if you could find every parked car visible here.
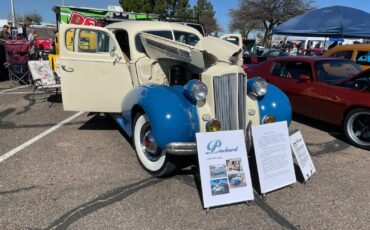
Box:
[301,48,324,56]
[323,44,370,70]
[230,176,242,185]
[259,48,288,58]
[210,166,226,177]
[58,21,292,177]
[247,56,370,149]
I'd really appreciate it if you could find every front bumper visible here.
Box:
[164,121,253,155]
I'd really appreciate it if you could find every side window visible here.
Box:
[330,50,353,59]
[356,51,370,66]
[271,62,283,76]
[65,29,75,52]
[222,36,239,46]
[174,31,200,46]
[77,29,114,53]
[286,62,312,80]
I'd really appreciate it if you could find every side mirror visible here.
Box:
[299,74,311,82]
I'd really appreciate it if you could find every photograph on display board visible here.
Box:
[209,164,227,179]
[210,178,230,196]
[226,158,243,173]
[228,172,247,189]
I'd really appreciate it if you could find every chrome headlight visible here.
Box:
[183,80,208,102]
[250,77,268,97]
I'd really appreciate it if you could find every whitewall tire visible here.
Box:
[133,114,176,177]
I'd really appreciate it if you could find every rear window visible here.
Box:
[330,50,353,59]
[356,51,370,66]
[135,30,173,53]
[315,60,362,84]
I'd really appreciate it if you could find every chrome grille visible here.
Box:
[213,73,246,131]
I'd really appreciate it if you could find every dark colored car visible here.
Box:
[259,48,288,58]
[247,56,370,149]
[301,48,325,56]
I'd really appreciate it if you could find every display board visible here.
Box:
[196,130,254,209]
[290,130,316,181]
[252,121,296,194]
[28,61,57,85]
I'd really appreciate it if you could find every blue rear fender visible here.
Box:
[120,84,199,150]
[248,78,292,125]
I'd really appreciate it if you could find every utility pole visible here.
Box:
[10,0,16,27]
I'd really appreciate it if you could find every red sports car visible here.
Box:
[247,56,370,149]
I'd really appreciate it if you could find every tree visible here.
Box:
[230,0,314,45]
[175,0,191,18]
[229,13,263,38]
[25,12,43,25]
[193,0,220,34]
[9,12,43,26]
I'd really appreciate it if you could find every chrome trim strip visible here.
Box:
[164,142,197,155]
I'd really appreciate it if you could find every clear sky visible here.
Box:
[1,0,370,32]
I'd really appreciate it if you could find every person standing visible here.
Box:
[28,30,37,59]
[0,25,11,42]
[27,30,35,42]
[0,25,11,80]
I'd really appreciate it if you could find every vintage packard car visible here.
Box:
[58,21,292,177]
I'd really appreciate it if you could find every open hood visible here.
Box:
[140,33,243,69]
[195,36,243,63]
[140,33,205,70]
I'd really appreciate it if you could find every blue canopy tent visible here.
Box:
[272,6,370,38]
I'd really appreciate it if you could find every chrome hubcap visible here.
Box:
[140,123,160,161]
[348,112,370,146]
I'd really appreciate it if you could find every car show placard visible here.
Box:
[196,130,254,209]
[290,130,316,181]
[252,121,296,194]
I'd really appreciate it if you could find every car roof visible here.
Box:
[267,56,345,63]
[329,44,370,50]
[105,20,203,37]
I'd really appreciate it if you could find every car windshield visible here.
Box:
[315,60,362,84]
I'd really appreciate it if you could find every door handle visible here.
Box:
[61,65,74,72]
[113,55,122,65]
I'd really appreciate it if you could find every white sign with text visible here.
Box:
[290,130,316,181]
[196,130,254,209]
[252,121,296,194]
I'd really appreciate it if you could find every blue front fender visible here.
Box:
[119,84,199,150]
[248,78,292,125]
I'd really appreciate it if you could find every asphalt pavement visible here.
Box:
[0,80,369,230]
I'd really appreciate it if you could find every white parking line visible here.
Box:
[0,85,29,93]
[0,91,41,95]
[0,111,84,163]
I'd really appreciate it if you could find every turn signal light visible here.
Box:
[262,115,276,124]
[206,119,221,132]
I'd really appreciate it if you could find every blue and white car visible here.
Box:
[58,21,292,177]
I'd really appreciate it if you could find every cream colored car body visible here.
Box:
[58,21,260,132]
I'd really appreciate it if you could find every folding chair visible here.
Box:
[28,60,61,106]
[4,40,32,86]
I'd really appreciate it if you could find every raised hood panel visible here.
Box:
[195,36,242,63]
[140,33,205,70]
[140,33,243,69]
